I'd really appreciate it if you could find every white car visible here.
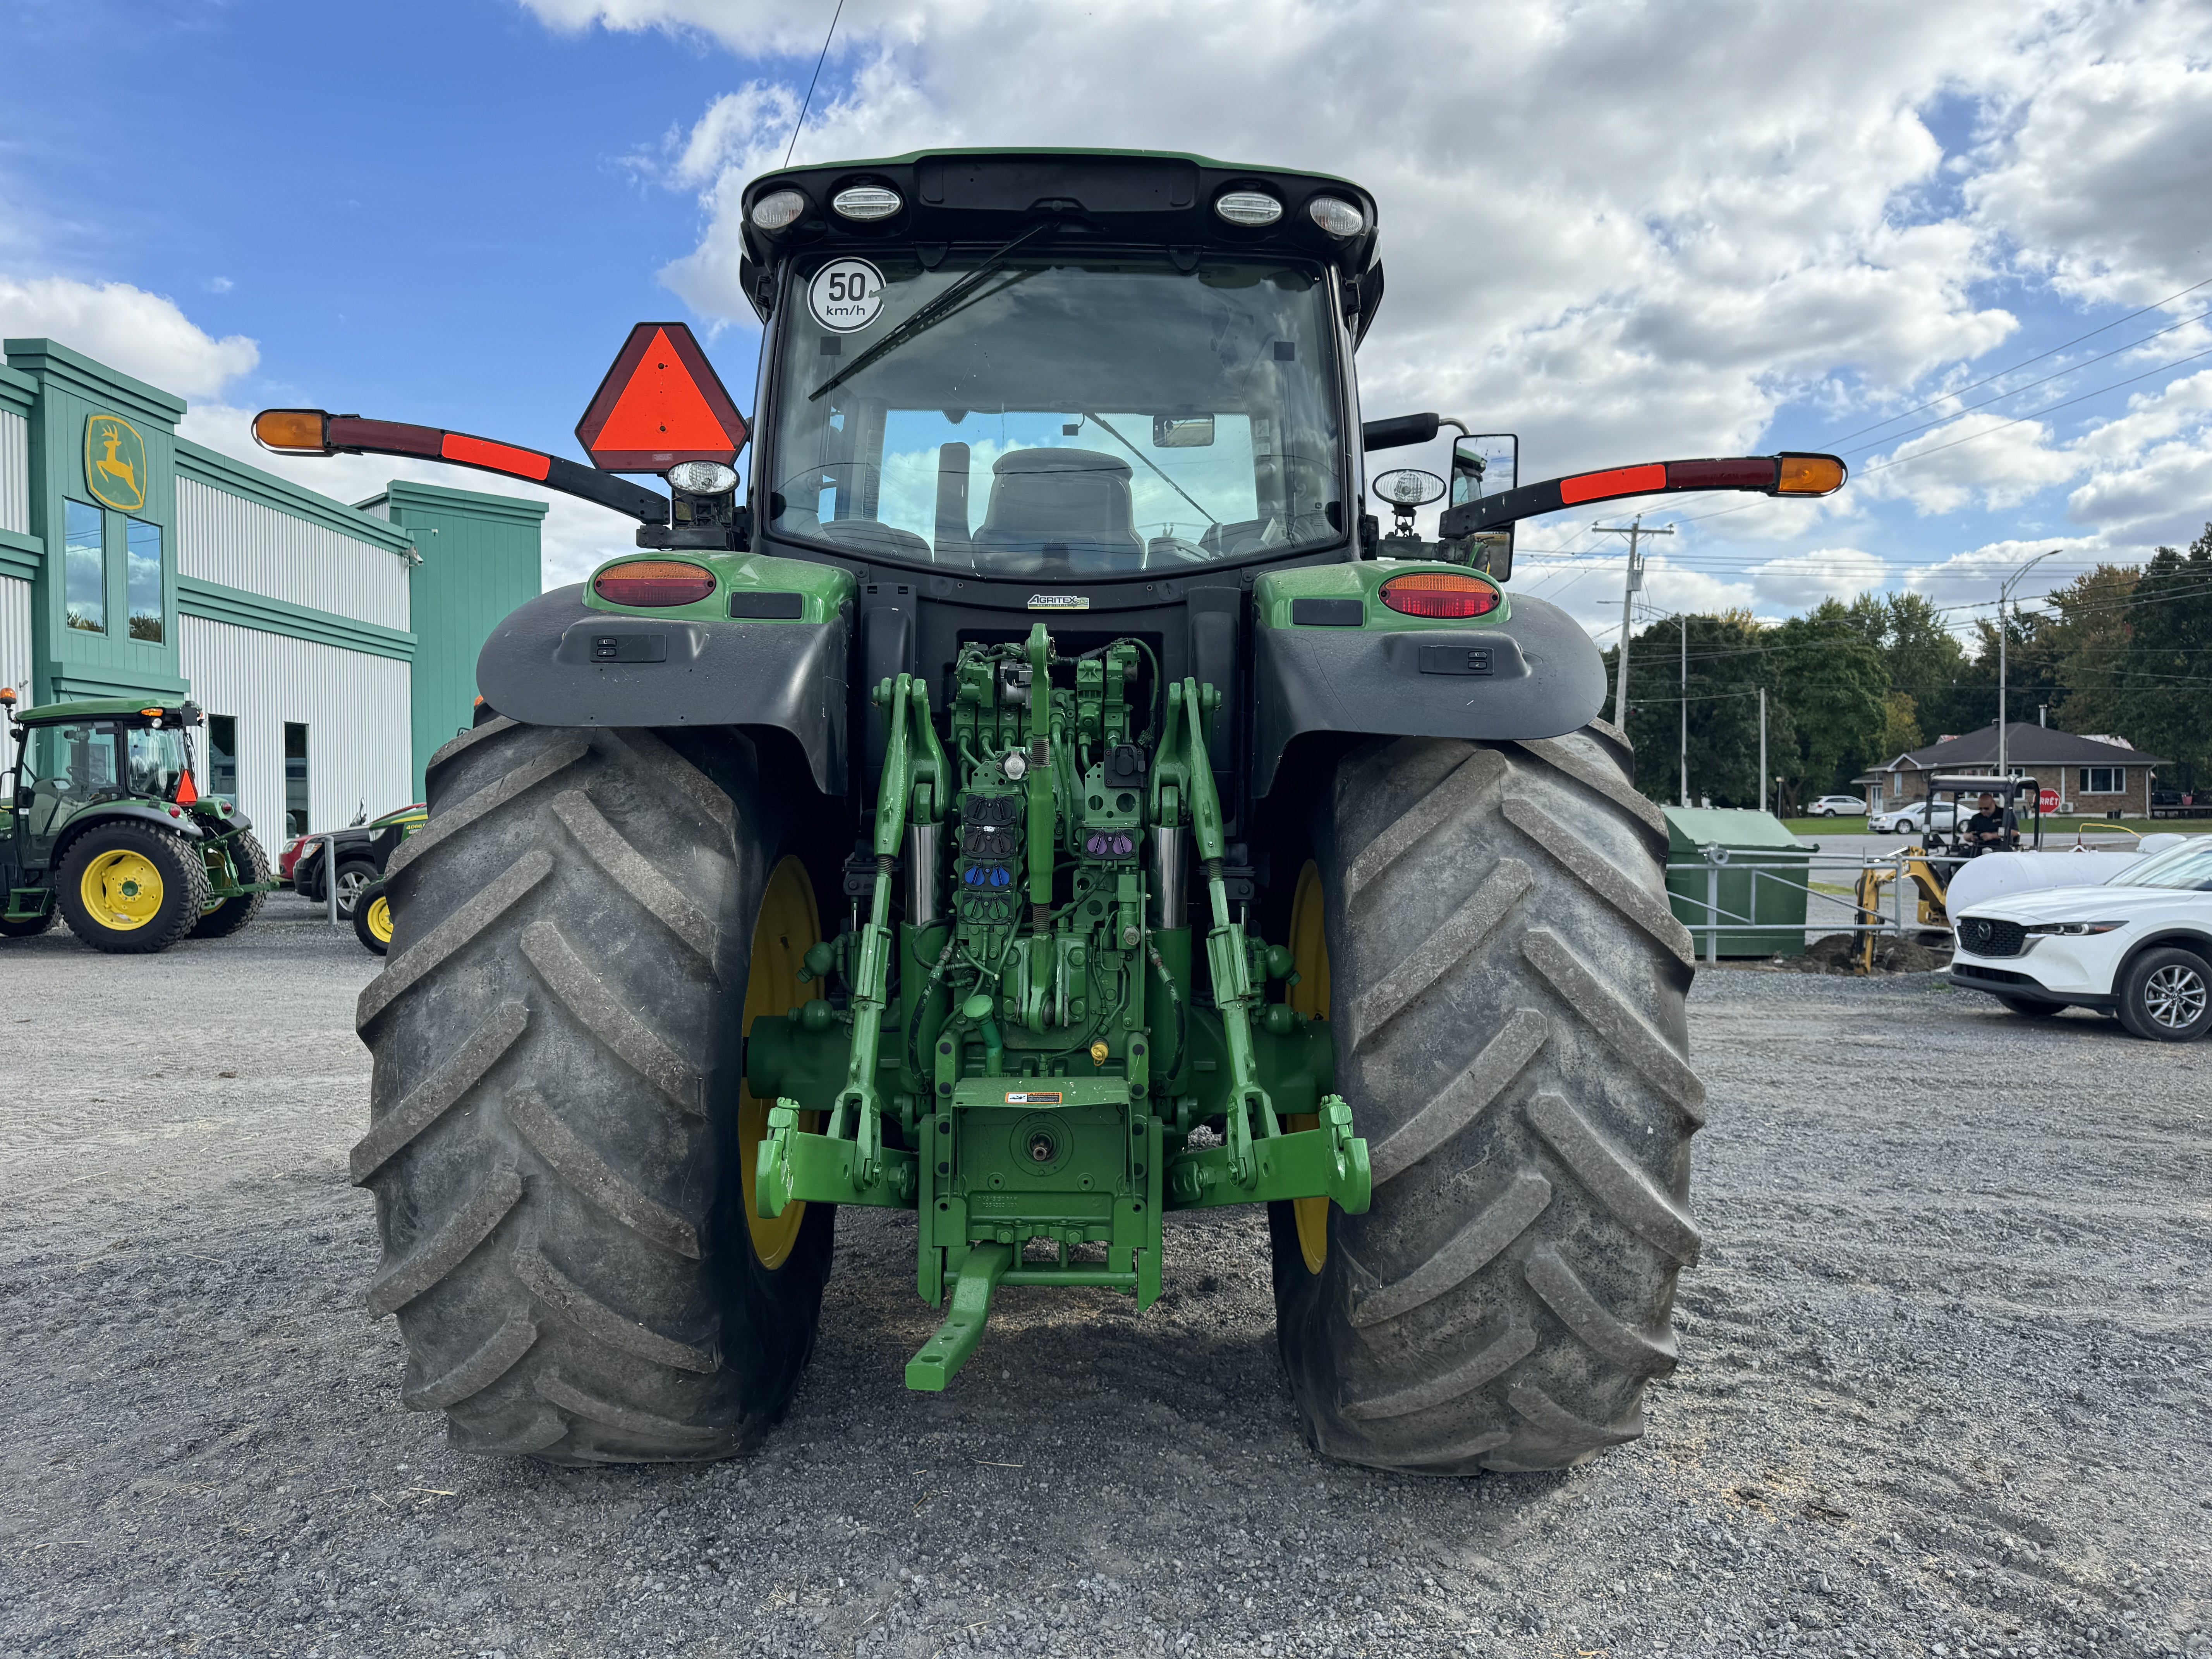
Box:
[1809,795,1867,817]
[1868,800,1960,835]
[1948,835,2212,1040]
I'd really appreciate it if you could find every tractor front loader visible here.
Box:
[1,691,274,953]
[262,149,1844,1471]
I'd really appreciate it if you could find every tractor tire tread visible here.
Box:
[356,721,829,1465]
[1271,728,1700,1474]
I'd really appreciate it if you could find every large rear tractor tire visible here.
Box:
[57,821,211,954]
[189,830,271,939]
[1271,723,1704,1473]
[353,718,834,1463]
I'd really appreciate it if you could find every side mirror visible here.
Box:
[1450,434,1518,581]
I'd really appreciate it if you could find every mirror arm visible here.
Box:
[257,411,672,525]
[1437,453,1845,538]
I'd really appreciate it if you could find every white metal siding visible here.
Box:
[0,575,30,702]
[178,615,414,840]
[0,411,26,535]
[176,477,410,630]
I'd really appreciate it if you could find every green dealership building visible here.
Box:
[0,338,544,836]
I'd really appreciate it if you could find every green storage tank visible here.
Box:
[1662,807,1815,958]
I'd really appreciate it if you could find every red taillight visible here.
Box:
[592,560,717,608]
[1377,572,1502,619]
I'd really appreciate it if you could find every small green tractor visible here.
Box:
[258,149,1843,1470]
[0,691,274,952]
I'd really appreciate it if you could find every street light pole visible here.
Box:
[1997,549,2061,786]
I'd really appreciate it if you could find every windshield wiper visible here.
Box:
[809,219,1061,402]
[1080,413,1219,528]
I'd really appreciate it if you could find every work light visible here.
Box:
[750,189,807,231]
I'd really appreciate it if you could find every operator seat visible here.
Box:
[970,448,1144,574]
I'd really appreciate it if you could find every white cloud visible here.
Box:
[559,0,2040,479]
[1966,0,2212,307]
[1860,412,2084,514]
[522,0,2212,610]
[0,276,258,399]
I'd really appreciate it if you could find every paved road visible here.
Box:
[2,908,2207,1658]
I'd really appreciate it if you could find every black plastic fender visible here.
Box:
[1251,591,1608,797]
[57,801,207,847]
[476,585,850,794]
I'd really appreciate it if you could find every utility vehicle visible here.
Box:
[0,688,273,951]
[257,148,1843,1470]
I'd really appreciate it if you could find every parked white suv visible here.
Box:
[1949,836,2212,1040]
[1809,795,1867,817]
[1869,800,1960,835]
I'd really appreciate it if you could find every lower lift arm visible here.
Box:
[1154,677,1369,1215]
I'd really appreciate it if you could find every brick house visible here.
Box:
[1853,723,2167,817]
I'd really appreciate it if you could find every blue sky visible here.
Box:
[4,0,2208,644]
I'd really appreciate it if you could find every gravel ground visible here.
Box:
[3,898,2209,1659]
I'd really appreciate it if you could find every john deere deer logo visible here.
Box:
[85,415,147,512]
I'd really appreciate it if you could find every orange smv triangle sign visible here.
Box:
[575,322,748,472]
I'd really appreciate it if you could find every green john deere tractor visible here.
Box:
[0,691,274,952]
[258,148,1844,1470]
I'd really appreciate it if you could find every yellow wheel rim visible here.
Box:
[366,895,393,945]
[738,856,822,1269]
[81,848,165,931]
[1288,859,1332,1273]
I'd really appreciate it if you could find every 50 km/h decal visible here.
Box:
[809,259,884,333]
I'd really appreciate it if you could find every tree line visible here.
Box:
[1600,522,2212,814]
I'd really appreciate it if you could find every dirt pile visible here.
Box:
[1787,931,1951,974]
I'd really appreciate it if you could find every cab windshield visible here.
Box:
[763,253,1346,577]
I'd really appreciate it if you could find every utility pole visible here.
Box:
[1592,517,1673,729]
[1759,685,1768,816]
[1998,549,2060,787]
[1680,614,1690,807]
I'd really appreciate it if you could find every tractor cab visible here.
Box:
[1,693,274,951]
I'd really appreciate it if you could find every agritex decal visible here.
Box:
[1026,594,1089,610]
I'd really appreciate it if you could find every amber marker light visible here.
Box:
[1378,571,1501,619]
[1776,453,1848,496]
[252,409,333,455]
[592,560,717,607]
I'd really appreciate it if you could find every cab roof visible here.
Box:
[737,146,1385,342]
[9,697,196,727]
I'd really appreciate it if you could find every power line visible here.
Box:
[1834,303,2212,459]
[1821,274,2212,448]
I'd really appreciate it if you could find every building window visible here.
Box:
[2080,766,2125,795]
[64,500,105,634]
[126,519,163,643]
[284,721,310,835]
[207,714,239,806]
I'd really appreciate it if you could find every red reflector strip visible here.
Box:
[1665,458,1776,491]
[1559,463,1667,505]
[443,433,552,482]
